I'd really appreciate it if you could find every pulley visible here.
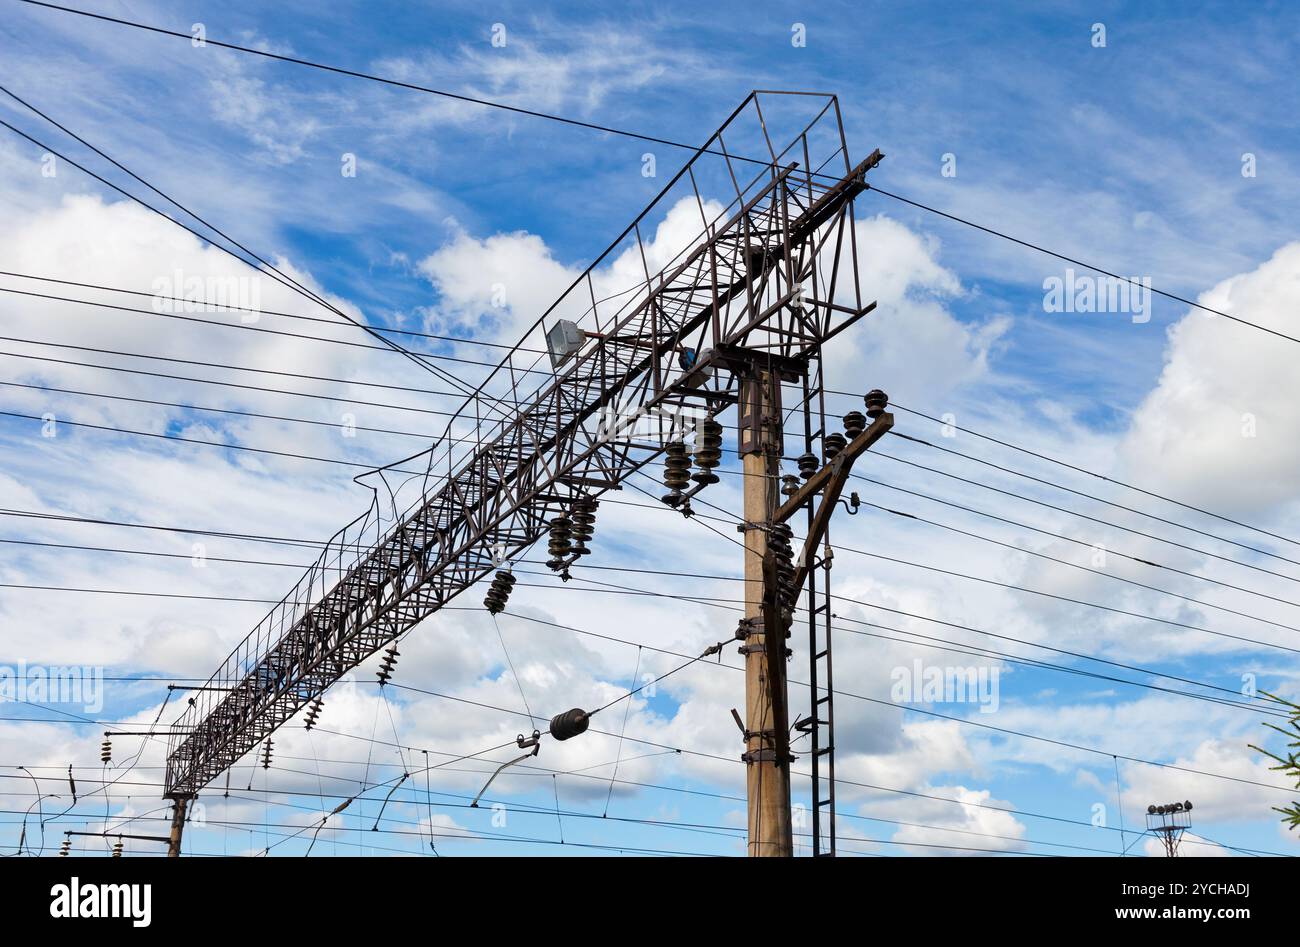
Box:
[483,568,517,614]
[662,440,691,504]
[570,497,599,558]
[691,417,723,486]
[864,388,889,419]
[546,515,573,569]
[824,432,846,460]
[376,645,399,686]
[843,410,866,440]
[549,707,591,741]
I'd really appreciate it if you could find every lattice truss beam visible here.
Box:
[166,91,884,796]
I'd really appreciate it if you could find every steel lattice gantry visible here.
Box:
[165,92,884,802]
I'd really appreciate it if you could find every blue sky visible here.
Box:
[1,0,1298,857]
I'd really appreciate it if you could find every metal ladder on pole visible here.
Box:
[796,369,837,857]
[804,538,837,856]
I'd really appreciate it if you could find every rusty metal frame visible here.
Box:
[165,92,885,800]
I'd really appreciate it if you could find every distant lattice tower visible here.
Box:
[1145,800,1193,856]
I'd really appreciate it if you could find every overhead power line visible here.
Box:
[3,265,1290,566]
[861,450,1300,587]
[0,281,554,377]
[875,399,1300,550]
[6,267,1293,594]
[884,430,1300,572]
[0,349,453,419]
[16,0,1296,354]
[14,414,1296,661]
[5,593,1284,858]
[0,561,1289,725]
[13,755,1287,858]
[853,469,1299,608]
[0,333,467,398]
[7,274,1298,587]
[378,678,1297,796]
[0,270,539,352]
[0,408,424,473]
[0,379,440,440]
[0,526,1279,717]
[861,498,1300,636]
[13,0,782,170]
[0,83,496,412]
[862,186,1300,345]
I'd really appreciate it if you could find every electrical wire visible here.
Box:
[886,430,1300,571]
[17,0,1295,360]
[0,84,499,417]
[873,398,1300,550]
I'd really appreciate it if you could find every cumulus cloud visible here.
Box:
[1118,242,1300,517]
[417,228,577,341]
[822,214,1009,403]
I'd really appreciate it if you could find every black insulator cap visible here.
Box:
[843,410,866,439]
[664,440,691,495]
[797,451,818,479]
[864,389,889,419]
[824,432,846,459]
[549,707,590,741]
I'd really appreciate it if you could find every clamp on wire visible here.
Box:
[470,731,541,808]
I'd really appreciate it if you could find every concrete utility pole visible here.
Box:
[739,365,792,857]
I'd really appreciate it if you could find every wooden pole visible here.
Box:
[739,367,792,857]
[165,795,190,858]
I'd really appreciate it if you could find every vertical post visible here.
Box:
[165,795,190,858]
[739,365,792,857]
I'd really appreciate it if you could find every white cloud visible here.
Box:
[823,214,1008,404]
[1118,242,1300,517]
[417,228,577,341]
